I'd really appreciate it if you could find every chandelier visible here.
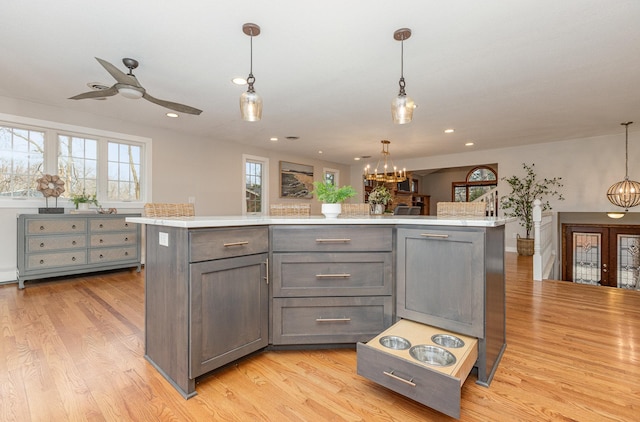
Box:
[364,140,407,183]
[607,122,640,211]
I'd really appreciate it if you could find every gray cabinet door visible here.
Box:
[396,227,485,338]
[189,253,268,378]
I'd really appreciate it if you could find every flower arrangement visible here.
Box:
[70,191,100,209]
[368,185,392,205]
[312,180,357,203]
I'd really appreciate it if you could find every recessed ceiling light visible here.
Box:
[270,137,278,142]
[318,150,323,154]
[232,77,247,85]
[166,112,179,118]
[444,129,455,133]
[354,157,361,161]
[465,142,474,146]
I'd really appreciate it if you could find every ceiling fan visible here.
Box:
[69,57,203,115]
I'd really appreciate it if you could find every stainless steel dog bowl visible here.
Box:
[409,345,456,366]
[431,333,465,348]
[379,335,411,350]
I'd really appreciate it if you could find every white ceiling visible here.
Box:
[2,1,640,165]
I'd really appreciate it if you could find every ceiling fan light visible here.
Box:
[391,94,414,124]
[240,90,262,122]
[117,86,143,99]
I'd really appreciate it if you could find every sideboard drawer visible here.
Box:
[189,227,268,262]
[26,251,87,270]
[272,296,392,345]
[27,218,86,234]
[272,252,392,297]
[90,233,138,248]
[27,234,86,252]
[89,246,138,263]
[90,218,136,232]
[271,226,393,252]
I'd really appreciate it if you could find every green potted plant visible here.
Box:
[368,184,392,214]
[71,191,100,210]
[312,180,357,218]
[500,163,564,255]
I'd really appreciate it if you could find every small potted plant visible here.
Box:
[71,191,100,210]
[500,163,563,255]
[312,180,357,218]
[368,185,392,214]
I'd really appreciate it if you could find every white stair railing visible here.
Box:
[473,187,498,216]
[533,199,555,281]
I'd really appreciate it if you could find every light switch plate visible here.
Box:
[159,231,169,247]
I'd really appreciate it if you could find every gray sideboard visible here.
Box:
[17,213,141,288]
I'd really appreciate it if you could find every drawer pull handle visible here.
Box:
[315,317,351,322]
[316,273,351,278]
[420,233,449,238]
[315,238,351,243]
[383,371,416,387]
[40,226,45,231]
[40,243,45,248]
[223,241,249,247]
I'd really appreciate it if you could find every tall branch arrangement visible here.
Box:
[500,163,564,238]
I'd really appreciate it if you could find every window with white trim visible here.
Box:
[243,154,269,215]
[323,168,340,186]
[0,114,150,206]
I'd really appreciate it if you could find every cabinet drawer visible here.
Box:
[27,218,86,234]
[90,233,138,247]
[26,251,87,270]
[272,252,392,297]
[89,246,138,264]
[27,234,86,252]
[356,319,477,419]
[189,227,268,262]
[90,218,136,233]
[272,296,392,345]
[271,226,393,252]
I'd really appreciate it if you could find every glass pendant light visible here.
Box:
[391,28,414,124]
[240,23,262,122]
[607,122,640,211]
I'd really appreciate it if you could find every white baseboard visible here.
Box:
[0,269,17,284]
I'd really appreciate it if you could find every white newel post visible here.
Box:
[533,199,542,281]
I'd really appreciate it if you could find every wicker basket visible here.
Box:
[517,235,534,256]
[144,203,195,217]
[269,203,311,216]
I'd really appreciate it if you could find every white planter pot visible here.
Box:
[78,203,89,211]
[370,204,385,215]
[321,203,342,219]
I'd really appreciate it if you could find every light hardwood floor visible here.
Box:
[1,253,639,421]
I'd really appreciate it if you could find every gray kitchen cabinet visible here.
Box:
[271,225,394,345]
[17,213,141,288]
[357,225,506,418]
[144,225,269,398]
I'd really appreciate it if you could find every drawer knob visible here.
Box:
[40,243,45,248]
[223,241,249,247]
[72,224,76,229]
[383,370,416,387]
[125,223,129,227]
[72,241,76,245]
[124,237,129,242]
[99,239,104,243]
[72,257,76,262]
[40,226,45,231]
[125,252,129,256]
[39,259,44,264]
[99,254,104,259]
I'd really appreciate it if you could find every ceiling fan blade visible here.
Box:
[143,92,203,115]
[69,85,119,100]
[95,57,140,87]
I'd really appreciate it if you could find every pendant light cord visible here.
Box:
[398,37,406,95]
[247,30,256,92]
[623,122,633,179]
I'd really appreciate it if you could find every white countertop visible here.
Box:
[126,215,508,228]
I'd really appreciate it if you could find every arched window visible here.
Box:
[452,166,497,202]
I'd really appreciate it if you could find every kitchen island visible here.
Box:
[127,215,507,417]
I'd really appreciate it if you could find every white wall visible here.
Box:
[351,133,638,251]
[0,97,351,282]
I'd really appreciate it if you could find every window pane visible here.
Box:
[0,125,45,197]
[245,159,263,213]
[58,134,98,197]
[107,141,141,200]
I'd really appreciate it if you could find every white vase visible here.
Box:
[370,204,385,215]
[321,203,342,218]
[78,203,89,211]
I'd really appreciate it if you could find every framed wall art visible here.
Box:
[280,161,314,198]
